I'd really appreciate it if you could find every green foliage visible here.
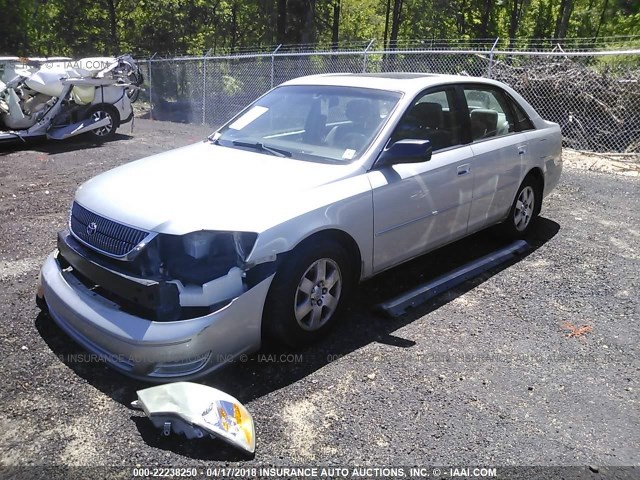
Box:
[0,0,32,55]
[0,0,638,57]
[221,74,242,95]
[339,0,385,42]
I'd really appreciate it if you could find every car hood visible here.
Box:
[75,141,366,234]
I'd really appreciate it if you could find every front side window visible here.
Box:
[463,87,516,141]
[214,85,402,164]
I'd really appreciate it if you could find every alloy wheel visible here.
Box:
[514,185,535,232]
[294,258,342,331]
[91,110,114,137]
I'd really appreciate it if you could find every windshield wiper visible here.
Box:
[231,140,291,158]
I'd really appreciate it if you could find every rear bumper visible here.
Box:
[39,251,272,381]
[544,154,563,198]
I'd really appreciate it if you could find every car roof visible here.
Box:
[282,72,503,95]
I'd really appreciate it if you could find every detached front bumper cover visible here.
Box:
[132,382,255,455]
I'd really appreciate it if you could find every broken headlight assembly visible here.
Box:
[132,382,256,455]
[148,230,258,286]
[60,229,261,320]
[131,230,258,286]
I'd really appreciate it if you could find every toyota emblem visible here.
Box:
[86,222,98,235]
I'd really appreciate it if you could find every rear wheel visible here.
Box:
[86,105,119,142]
[500,174,541,238]
[262,238,353,348]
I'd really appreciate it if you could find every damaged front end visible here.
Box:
[38,201,278,380]
[60,201,275,322]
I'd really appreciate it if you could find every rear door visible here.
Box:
[463,85,530,232]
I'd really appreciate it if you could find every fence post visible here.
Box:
[363,39,375,73]
[487,37,499,78]
[271,44,282,88]
[202,48,213,125]
[148,52,157,120]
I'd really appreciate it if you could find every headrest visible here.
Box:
[471,108,498,139]
[411,102,443,128]
[345,99,372,123]
[471,108,498,126]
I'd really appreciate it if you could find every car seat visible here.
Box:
[406,102,451,150]
[328,99,373,149]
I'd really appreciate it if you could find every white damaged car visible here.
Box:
[37,73,562,380]
[0,55,142,143]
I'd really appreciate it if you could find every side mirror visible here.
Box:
[376,139,432,167]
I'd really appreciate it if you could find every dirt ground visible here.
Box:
[562,149,640,177]
[0,120,638,476]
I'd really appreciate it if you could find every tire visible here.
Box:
[262,237,354,348]
[35,294,48,313]
[500,174,541,239]
[126,70,144,103]
[85,105,119,142]
[126,87,140,103]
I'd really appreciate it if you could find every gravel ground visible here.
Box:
[0,120,638,474]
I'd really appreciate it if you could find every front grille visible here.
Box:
[69,202,149,257]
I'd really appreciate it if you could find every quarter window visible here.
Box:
[508,96,535,131]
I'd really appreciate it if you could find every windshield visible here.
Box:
[213,85,402,164]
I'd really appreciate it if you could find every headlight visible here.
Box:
[162,231,258,285]
[133,382,255,454]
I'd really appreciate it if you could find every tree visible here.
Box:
[555,0,574,39]
[389,0,403,48]
[3,0,638,59]
[479,0,495,39]
[276,0,287,44]
[331,0,340,48]
[508,0,528,48]
[106,0,118,54]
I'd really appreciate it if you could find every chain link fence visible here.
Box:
[138,40,640,154]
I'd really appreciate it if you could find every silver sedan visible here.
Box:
[37,73,562,380]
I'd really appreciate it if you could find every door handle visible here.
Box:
[518,145,527,155]
[457,164,471,176]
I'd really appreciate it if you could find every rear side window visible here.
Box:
[463,87,516,141]
[391,88,461,151]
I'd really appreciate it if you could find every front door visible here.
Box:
[369,87,474,273]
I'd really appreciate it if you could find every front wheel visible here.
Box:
[262,238,353,348]
[500,175,541,238]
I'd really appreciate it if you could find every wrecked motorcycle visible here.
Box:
[0,54,143,143]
